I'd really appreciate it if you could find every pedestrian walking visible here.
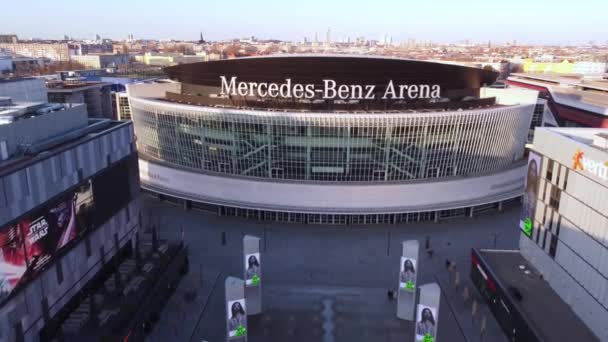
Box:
[472,299,479,323]
[480,315,487,341]
[462,286,470,303]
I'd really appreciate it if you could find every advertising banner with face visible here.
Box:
[416,305,438,341]
[0,225,28,303]
[227,298,247,337]
[399,256,417,292]
[519,152,541,237]
[0,181,94,306]
[245,252,261,286]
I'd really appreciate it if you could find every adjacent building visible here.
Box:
[0,96,140,342]
[472,127,608,341]
[46,80,113,119]
[0,56,12,73]
[134,52,207,66]
[129,56,536,224]
[69,54,130,69]
[113,91,131,120]
[508,73,608,128]
[520,127,608,340]
[0,78,48,103]
[521,59,607,75]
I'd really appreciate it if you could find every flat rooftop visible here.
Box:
[478,249,599,342]
[45,80,109,92]
[543,127,608,153]
[0,119,129,177]
[510,73,608,92]
[508,73,608,115]
[0,100,63,124]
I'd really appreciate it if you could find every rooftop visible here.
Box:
[477,249,599,342]
[508,73,608,115]
[510,73,608,92]
[0,117,129,177]
[0,97,66,124]
[545,127,608,152]
[0,76,39,84]
[45,80,110,92]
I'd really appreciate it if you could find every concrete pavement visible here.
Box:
[143,195,517,342]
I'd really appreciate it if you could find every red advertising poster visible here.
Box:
[1,181,94,305]
[0,224,28,302]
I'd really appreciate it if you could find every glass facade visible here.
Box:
[131,98,530,183]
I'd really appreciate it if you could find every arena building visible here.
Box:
[128,56,537,224]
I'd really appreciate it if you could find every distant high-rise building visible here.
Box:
[326,28,331,44]
[0,34,18,44]
[0,41,73,61]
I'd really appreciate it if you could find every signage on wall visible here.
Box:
[519,152,541,237]
[572,149,608,182]
[219,76,441,100]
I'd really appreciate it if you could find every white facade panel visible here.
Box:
[139,158,525,214]
[521,127,608,341]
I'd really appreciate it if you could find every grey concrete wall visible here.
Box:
[139,159,525,214]
[0,122,135,226]
[0,122,138,342]
[0,78,47,102]
[0,104,88,158]
[0,199,140,342]
[520,234,608,341]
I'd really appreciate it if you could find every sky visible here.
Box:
[2,0,608,45]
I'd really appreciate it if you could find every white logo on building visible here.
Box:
[219,76,441,100]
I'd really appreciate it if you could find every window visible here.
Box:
[549,187,561,210]
[545,159,554,182]
[549,234,558,258]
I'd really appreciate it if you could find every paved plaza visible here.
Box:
[143,195,520,342]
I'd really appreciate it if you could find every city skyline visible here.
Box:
[4,0,608,45]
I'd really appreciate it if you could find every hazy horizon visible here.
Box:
[4,0,608,45]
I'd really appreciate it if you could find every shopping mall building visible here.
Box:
[128,56,537,224]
